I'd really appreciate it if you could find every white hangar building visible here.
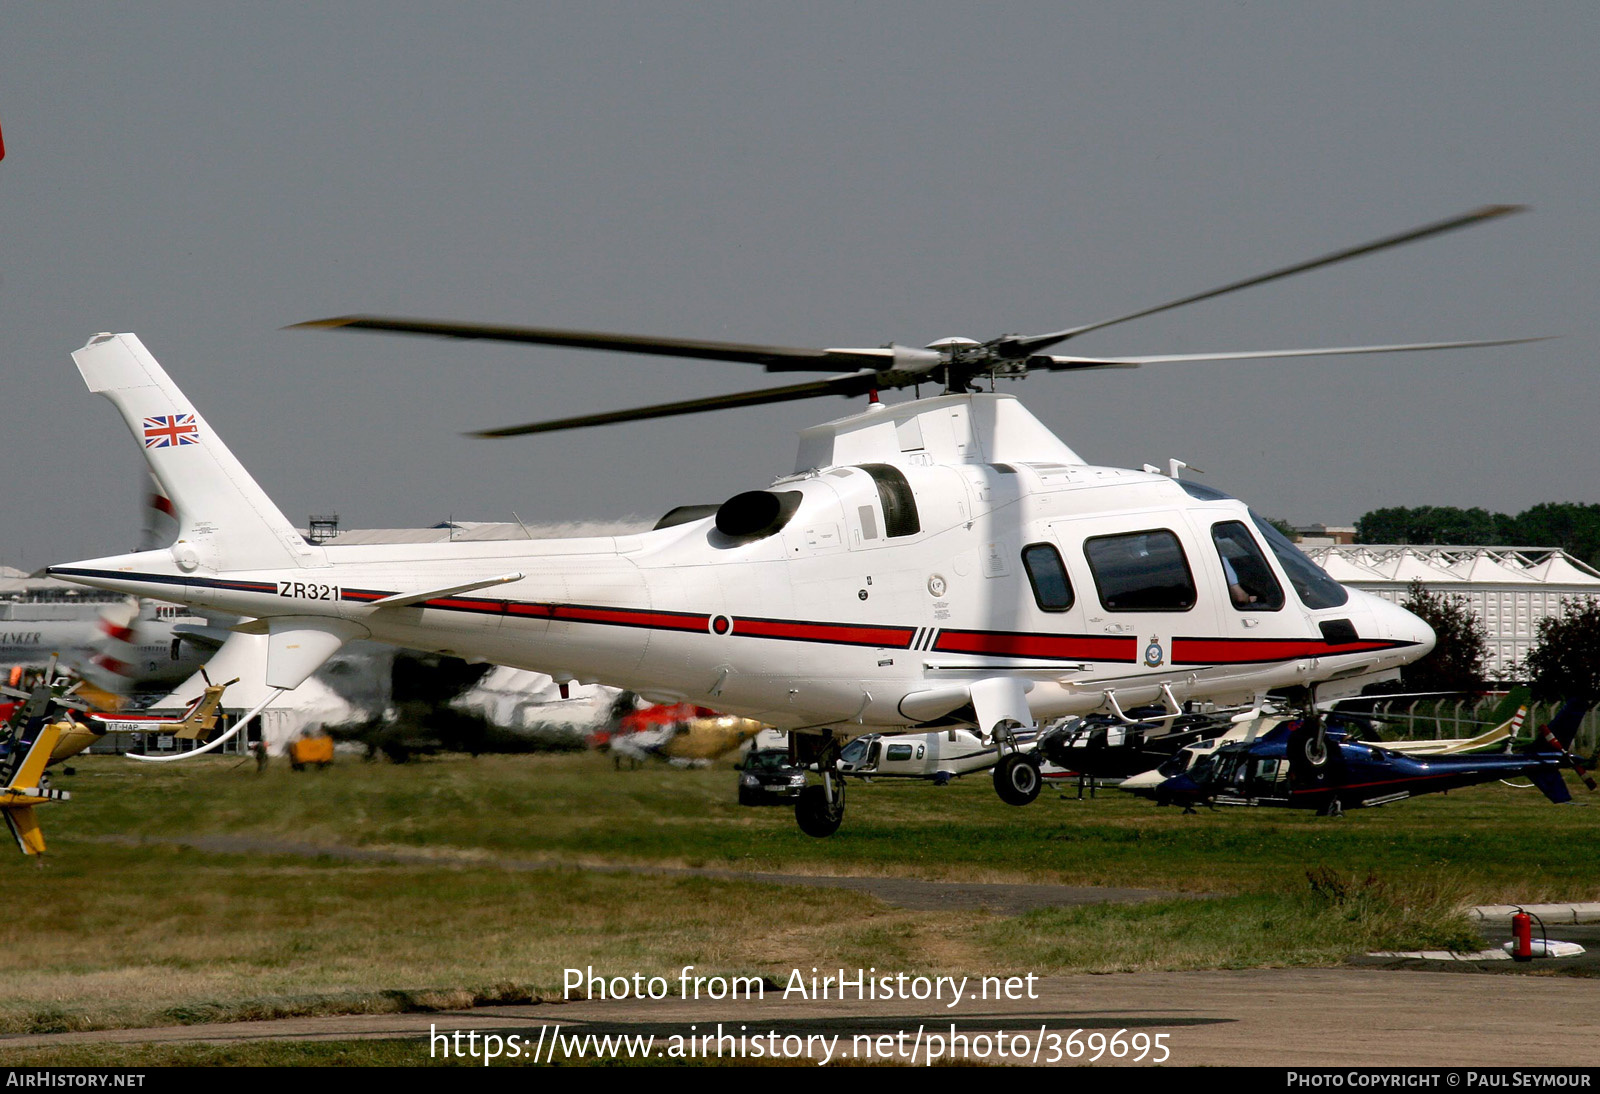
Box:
[1302,545,1600,680]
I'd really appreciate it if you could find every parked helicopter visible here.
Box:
[1041,692,1528,790]
[1128,698,1594,814]
[50,207,1535,836]
[1035,706,1240,783]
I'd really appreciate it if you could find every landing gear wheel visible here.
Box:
[1301,731,1328,769]
[993,753,1042,806]
[795,783,844,838]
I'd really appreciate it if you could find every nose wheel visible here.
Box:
[795,777,845,837]
[791,732,847,837]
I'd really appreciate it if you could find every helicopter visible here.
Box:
[1126,698,1595,815]
[49,206,1535,836]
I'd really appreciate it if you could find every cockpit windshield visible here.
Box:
[1179,481,1349,610]
[1248,515,1349,609]
[1156,750,1194,778]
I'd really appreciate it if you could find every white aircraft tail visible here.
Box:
[73,334,316,571]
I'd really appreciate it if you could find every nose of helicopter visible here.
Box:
[1368,592,1436,659]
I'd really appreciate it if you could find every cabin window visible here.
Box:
[1210,522,1284,611]
[1084,529,1197,612]
[1021,542,1074,611]
[859,464,921,538]
[886,743,914,761]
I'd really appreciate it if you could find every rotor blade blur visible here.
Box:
[472,373,882,437]
[1031,335,1550,370]
[1007,205,1527,356]
[291,315,886,373]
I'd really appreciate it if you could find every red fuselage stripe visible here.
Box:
[731,618,915,647]
[934,631,1137,662]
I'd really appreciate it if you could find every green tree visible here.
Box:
[1356,507,1416,544]
[1398,580,1487,692]
[1521,597,1600,701]
[1357,506,1500,545]
[1508,503,1600,569]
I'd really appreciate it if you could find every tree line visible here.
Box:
[1355,503,1600,569]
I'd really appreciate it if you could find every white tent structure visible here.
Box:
[1303,545,1600,678]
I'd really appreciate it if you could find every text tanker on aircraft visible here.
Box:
[51,207,1534,835]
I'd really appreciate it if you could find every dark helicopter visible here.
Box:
[1035,706,1241,781]
[1130,698,1595,816]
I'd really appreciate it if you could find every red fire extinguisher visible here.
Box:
[1511,910,1533,962]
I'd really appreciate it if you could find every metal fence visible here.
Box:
[1363,695,1598,754]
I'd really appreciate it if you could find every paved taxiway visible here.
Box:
[43,841,1596,1066]
[5,968,1595,1066]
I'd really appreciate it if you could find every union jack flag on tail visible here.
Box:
[143,413,199,449]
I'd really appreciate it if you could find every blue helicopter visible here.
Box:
[1133,698,1595,816]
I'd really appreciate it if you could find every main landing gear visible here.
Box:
[791,732,846,838]
[971,677,1042,807]
[993,751,1042,806]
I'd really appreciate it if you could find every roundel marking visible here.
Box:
[710,615,733,636]
[1143,637,1164,668]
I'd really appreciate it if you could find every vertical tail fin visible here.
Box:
[1,723,68,855]
[171,676,237,741]
[72,334,316,571]
[1527,766,1574,805]
[1526,698,1591,753]
[1524,697,1597,801]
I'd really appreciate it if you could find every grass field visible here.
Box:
[2,750,1593,1041]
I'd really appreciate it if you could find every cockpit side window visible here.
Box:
[1211,521,1285,612]
[1178,480,1349,610]
[1083,529,1197,612]
[1021,542,1074,611]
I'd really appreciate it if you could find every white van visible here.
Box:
[836,729,999,785]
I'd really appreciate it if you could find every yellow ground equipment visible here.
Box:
[288,736,335,770]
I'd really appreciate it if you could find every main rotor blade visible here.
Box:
[472,372,882,437]
[1030,336,1549,371]
[292,315,886,373]
[1006,205,1526,356]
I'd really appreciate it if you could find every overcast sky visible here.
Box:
[3,3,1595,573]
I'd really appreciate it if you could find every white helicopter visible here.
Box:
[50,206,1534,835]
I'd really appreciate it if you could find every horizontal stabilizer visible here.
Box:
[369,571,526,609]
